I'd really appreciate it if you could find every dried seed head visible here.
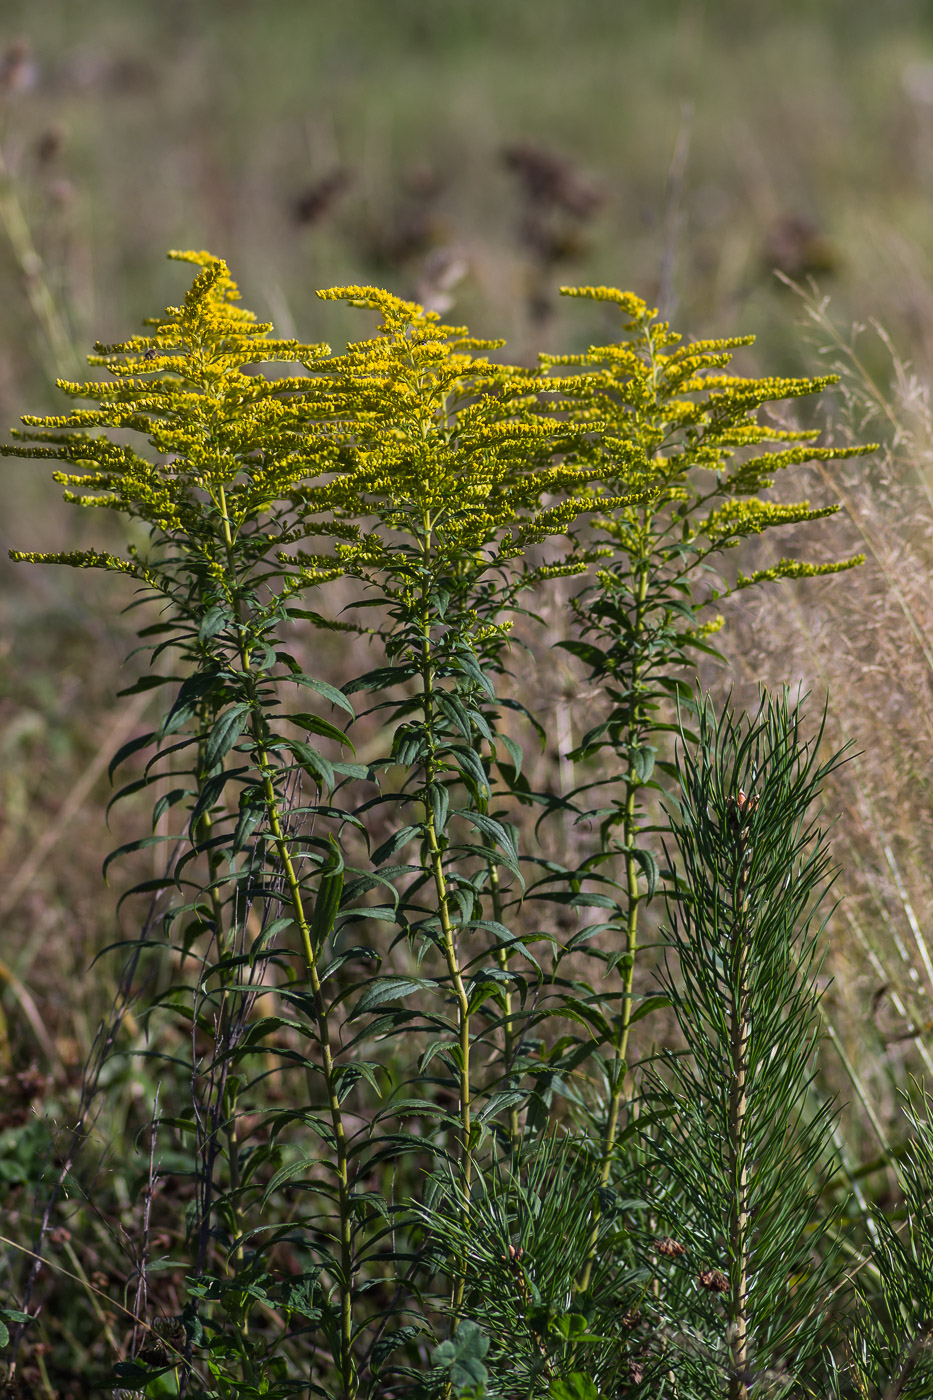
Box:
[655,1235,686,1258]
[138,1342,170,1368]
[697,1267,729,1293]
[35,124,65,166]
[152,1316,185,1342]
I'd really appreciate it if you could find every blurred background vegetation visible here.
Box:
[6,1,933,1391]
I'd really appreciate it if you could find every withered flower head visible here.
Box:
[655,1235,686,1258]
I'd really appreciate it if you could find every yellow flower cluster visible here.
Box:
[5,253,868,608]
[7,251,334,578]
[537,282,869,588]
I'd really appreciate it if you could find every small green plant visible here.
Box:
[643,690,846,1396]
[432,1320,490,1397]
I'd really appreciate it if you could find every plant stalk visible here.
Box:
[578,550,650,1294]
[217,485,356,1399]
[488,855,520,1143]
[727,812,752,1400]
[419,528,472,1313]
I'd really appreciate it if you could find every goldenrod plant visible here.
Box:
[3,252,869,1400]
[6,251,365,1397]
[526,288,868,1287]
[292,283,609,1201]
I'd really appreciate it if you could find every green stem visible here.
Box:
[419,528,472,1314]
[488,857,519,1143]
[216,486,355,1399]
[187,683,254,1286]
[578,549,650,1294]
[727,824,752,1400]
[196,790,248,1279]
[258,762,355,1396]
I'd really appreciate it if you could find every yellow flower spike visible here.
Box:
[6,251,338,582]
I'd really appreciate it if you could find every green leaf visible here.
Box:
[189,769,234,828]
[468,919,541,972]
[451,745,490,799]
[285,711,353,749]
[102,834,175,881]
[435,690,473,741]
[475,1089,526,1122]
[498,732,523,777]
[344,663,418,695]
[433,1320,489,1395]
[393,723,427,768]
[371,1325,423,1374]
[429,781,450,835]
[465,975,507,1015]
[116,673,176,698]
[0,1309,29,1348]
[232,798,265,854]
[549,1374,599,1400]
[310,837,344,947]
[630,744,656,783]
[555,639,605,671]
[334,1061,381,1102]
[371,824,420,866]
[629,993,671,1026]
[203,702,251,771]
[457,810,518,866]
[630,845,660,897]
[332,760,372,781]
[152,786,191,826]
[198,604,232,642]
[287,740,335,791]
[454,650,495,701]
[288,670,355,715]
[108,729,156,782]
[160,668,221,737]
[261,1155,321,1204]
[354,977,434,1014]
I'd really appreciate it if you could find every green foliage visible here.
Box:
[846,1089,933,1398]
[432,1321,490,1397]
[416,1134,649,1396]
[645,691,847,1394]
[546,1378,599,1400]
[3,252,875,1400]
[527,287,870,1293]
